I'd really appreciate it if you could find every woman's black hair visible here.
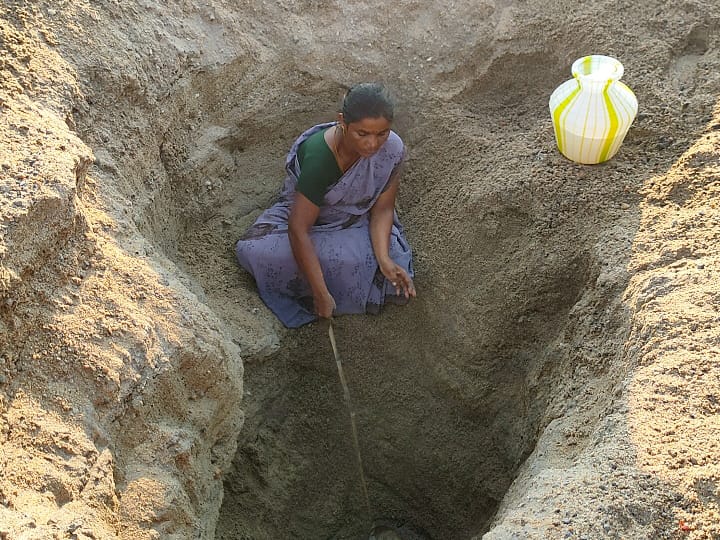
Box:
[341,83,395,124]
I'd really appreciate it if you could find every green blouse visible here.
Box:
[296,128,342,206]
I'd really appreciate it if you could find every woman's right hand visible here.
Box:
[314,290,336,319]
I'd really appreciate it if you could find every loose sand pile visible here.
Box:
[1,0,719,538]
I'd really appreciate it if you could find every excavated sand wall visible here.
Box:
[1,1,719,539]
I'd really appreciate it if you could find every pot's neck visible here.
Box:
[575,74,616,91]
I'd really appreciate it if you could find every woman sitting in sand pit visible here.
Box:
[235,83,416,328]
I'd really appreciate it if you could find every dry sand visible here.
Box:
[1,0,719,538]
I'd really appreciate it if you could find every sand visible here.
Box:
[1,0,719,538]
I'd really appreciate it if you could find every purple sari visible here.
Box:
[235,122,414,328]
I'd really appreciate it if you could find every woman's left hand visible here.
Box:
[379,259,416,299]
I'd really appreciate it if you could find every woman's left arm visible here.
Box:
[369,174,416,298]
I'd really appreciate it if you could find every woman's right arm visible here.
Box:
[288,193,335,319]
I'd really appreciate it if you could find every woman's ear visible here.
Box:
[337,113,347,134]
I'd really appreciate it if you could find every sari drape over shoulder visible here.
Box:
[235,122,414,328]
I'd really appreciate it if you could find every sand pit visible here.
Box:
[1,1,720,539]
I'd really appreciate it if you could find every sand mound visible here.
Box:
[1,1,719,538]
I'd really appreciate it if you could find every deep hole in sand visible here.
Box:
[128,51,631,539]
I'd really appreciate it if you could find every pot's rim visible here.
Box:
[571,54,624,83]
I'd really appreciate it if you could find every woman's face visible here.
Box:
[343,116,392,158]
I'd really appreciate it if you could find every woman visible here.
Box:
[235,83,415,328]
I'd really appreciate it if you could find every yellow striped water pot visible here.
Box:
[549,55,638,164]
